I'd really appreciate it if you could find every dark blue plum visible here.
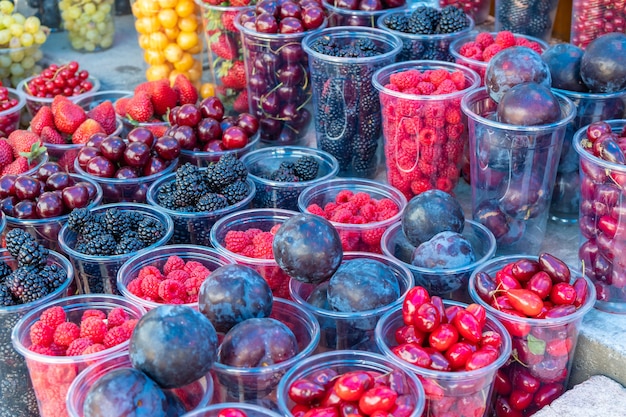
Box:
[402,189,464,246]
[580,33,626,93]
[198,264,273,333]
[411,231,476,269]
[542,43,586,92]
[273,213,343,284]
[130,305,218,389]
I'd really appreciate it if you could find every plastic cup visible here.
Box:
[2,173,103,252]
[209,208,298,300]
[438,0,491,25]
[298,177,407,253]
[494,0,560,42]
[60,0,116,52]
[211,298,320,404]
[146,173,256,247]
[66,351,213,417]
[240,146,339,211]
[461,87,576,255]
[17,75,101,117]
[375,300,512,417]
[381,219,496,301]
[303,27,401,178]
[289,251,414,352]
[180,132,260,168]
[11,294,147,417]
[377,10,474,62]
[574,119,626,313]
[0,87,26,136]
[0,44,45,88]
[276,350,426,417]
[117,244,236,310]
[183,403,283,417]
[0,249,73,417]
[570,0,625,48]
[468,255,596,415]
[323,0,407,27]
[58,203,174,294]
[373,60,481,200]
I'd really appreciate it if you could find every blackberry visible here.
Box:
[352,153,378,177]
[353,135,379,161]
[17,240,49,269]
[205,163,238,192]
[278,161,296,172]
[222,180,249,205]
[126,211,146,228]
[196,193,228,212]
[173,165,210,207]
[320,79,348,140]
[293,156,319,181]
[7,266,48,304]
[358,92,379,116]
[0,261,12,283]
[157,189,177,210]
[39,264,67,292]
[400,40,426,61]
[79,221,105,242]
[526,15,551,38]
[407,7,439,34]
[270,168,299,182]
[84,234,117,256]
[74,241,89,254]
[320,137,350,168]
[103,208,131,238]
[0,284,15,306]
[66,207,93,233]
[359,112,381,142]
[383,14,409,32]
[309,35,338,55]
[436,6,469,34]
[217,153,248,181]
[121,230,139,240]
[115,237,146,255]
[136,216,166,246]
[5,229,35,259]
[353,38,380,55]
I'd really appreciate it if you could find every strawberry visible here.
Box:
[220,61,246,90]
[53,101,88,134]
[146,123,168,138]
[87,100,118,135]
[30,106,55,135]
[71,119,105,144]
[125,91,154,123]
[1,156,29,175]
[221,11,238,32]
[114,97,130,117]
[40,126,66,145]
[8,130,42,158]
[57,150,79,172]
[0,139,13,167]
[211,34,237,61]
[173,74,199,105]
[134,81,153,96]
[51,95,71,115]
[149,79,178,116]
[233,89,249,113]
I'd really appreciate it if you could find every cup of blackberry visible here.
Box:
[494,0,559,42]
[322,0,406,28]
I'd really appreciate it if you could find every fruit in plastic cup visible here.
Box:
[12,150,49,177]
[289,251,414,352]
[209,208,297,299]
[494,0,559,42]
[180,131,260,168]
[147,173,256,246]
[183,403,284,417]
[117,244,236,310]
[0,44,45,88]
[11,294,146,417]
[17,75,101,117]
[468,255,596,415]
[59,0,116,52]
[66,351,213,417]
[461,87,576,255]
[0,249,73,417]
[574,119,626,313]
[0,87,26,137]
[211,298,320,403]
[375,300,512,417]
[2,173,103,252]
[58,203,174,294]
[381,219,496,301]
[377,10,474,62]
[303,26,402,178]
[276,350,426,417]
[373,60,481,199]
[439,0,491,25]
[323,0,406,27]
[240,146,339,211]
[570,0,626,48]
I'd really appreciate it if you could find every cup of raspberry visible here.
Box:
[372,61,480,199]
[439,0,491,25]
[494,0,559,42]
[289,252,414,352]
[303,26,402,178]
[322,0,407,27]
[468,254,596,415]
[0,87,26,137]
[66,351,214,417]
[117,244,236,310]
[375,295,512,417]
[240,146,339,211]
[276,350,426,417]
[11,294,147,417]
[182,403,283,417]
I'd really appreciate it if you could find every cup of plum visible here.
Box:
[183,403,284,417]
[11,294,147,417]
[66,351,214,417]
[375,289,512,417]
[240,146,339,211]
[322,0,406,27]
[468,253,596,415]
[276,350,426,417]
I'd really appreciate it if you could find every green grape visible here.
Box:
[0,54,11,68]
[23,16,41,34]
[0,0,14,15]
[12,14,25,26]
[21,55,35,70]
[8,37,21,49]
[33,31,47,44]
[9,23,23,37]
[0,29,9,45]
[9,62,24,76]
[8,48,24,62]
[2,16,14,28]
[31,48,43,62]
[19,32,34,48]
[92,10,106,23]
[68,7,81,20]
[84,3,97,14]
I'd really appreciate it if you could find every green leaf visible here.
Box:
[527,334,546,356]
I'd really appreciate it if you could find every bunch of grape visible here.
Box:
[59,0,115,52]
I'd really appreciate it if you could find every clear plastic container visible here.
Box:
[117,244,236,310]
[180,132,260,168]
[60,0,116,52]
[494,0,560,42]
[323,0,407,27]
[277,350,426,417]
[0,44,45,88]
[373,60,481,199]
[289,251,414,352]
[211,298,320,404]
[574,119,626,314]
[0,87,26,137]
[439,0,491,25]
[11,294,147,417]
[0,249,73,417]
[58,203,174,294]
[381,219,496,301]
[17,75,101,117]
[66,351,213,417]
[146,173,256,247]
[468,255,596,415]
[210,208,297,300]
[376,300,512,417]
[461,87,576,255]
[570,0,626,48]
[240,146,340,211]
[184,403,284,417]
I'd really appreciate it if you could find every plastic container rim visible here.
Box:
[17,75,102,104]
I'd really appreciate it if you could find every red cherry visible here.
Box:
[62,184,91,210]
[222,126,249,150]
[333,371,374,402]
[36,191,64,218]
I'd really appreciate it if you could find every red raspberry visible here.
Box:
[459,41,483,59]
[240,245,255,258]
[29,344,56,356]
[495,31,516,48]
[400,117,420,135]
[158,279,186,302]
[361,227,385,247]
[351,192,371,207]
[339,230,360,251]
[163,256,185,275]
[244,228,263,240]
[526,41,543,54]
[482,43,504,62]
[107,308,129,328]
[103,325,131,349]
[330,208,353,223]
[307,203,325,217]
[418,127,437,146]
[436,177,454,193]
[141,274,161,299]
[270,224,281,234]
[384,83,400,92]
[441,163,460,180]
[322,202,339,217]
[389,69,421,91]
[121,319,138,334]
[445,123,465,141]
[82,343,106,355]
[418,159,437,177]
[80,316,107,344]
[411,178,433,195]
[224,230,250,253]
[53,322,80,347]
[475,32,495,48]
[252,232,274,259]
[444,140,465,163]
[435,79,458,95]
[66,337,93,356]
[166,269,190,282]
[424,103,446,121]
[126,278,143,297]
[138,265,164,280]
[39,306,66,328]
[49,342,67,356]
[420,144,444,164]
[30,321,55,347]
[261,268,289,299]
[81,309,106,321]
[450,70,467,90]
[416,81,435,95]
[335,190,353,203]
[445,107,462,125]
[427,69,450,87]
[359,203,376,222]
[189,266,210,281]
[351,215,366,224]
[516,37,530,47]
[183,261,204,274]
[376,199,399,217]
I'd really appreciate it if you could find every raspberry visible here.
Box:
[49,342,67,356]
[435,177,454,193]
[427,69,450,87]
[330,208,353,223]
[444,140,465,163]
[339,230,360,251]
[166,269,190,282]
[224,230,250,253]
[81,309,106,321]
[420,144,444,163]
[335,190,354,203]
[475,32,494,48]
[482,43,504,62]
[445,107,462,125]
[351,215,366,224]
[121,318,138,334]
[189,266,210,281]
[495,31,516,48]
[359,203,376,222]
[323,201,339,216]
[526,41,543,54]
[450,70,467,90]
[82,343,106,355]
[141,274,161,299]
[411,178,433,195]
[376,199,399,216]
[107,307,129,328]
[441,163,460,180]
[252,232,274,259]
[389,69,421,91]
[183,261,204,274]
[361,227,385,247]
[416,81,436,95]
[240,244,255,258]
[184,276,204,302]
[163,256,185,275]
[350,192,371,207]
[244,228,263,240]
[270,224,281,234]
[158,279,186,302]
[29,344,56,355]
[53,322,80,347]
[307,203,325,217]
[419,127,437,146]
[459,41,483,58]
[418,159,437,177]
[80,316,107,344]
[30,321,55,347]
[445,123,465,141]
[66,337,93,356]
[39,306,66,328]
[261,268,289,298]
[434,79,458,95]
[424,103,446,121]
[515,37,530,47]
[103,325,131,349]
[138,265,164,280]
[126,278,144,297]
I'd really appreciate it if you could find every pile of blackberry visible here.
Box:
[496,0,553,39]
[254,156,320,210]
[261,156,320,183]
[67,206,166,256]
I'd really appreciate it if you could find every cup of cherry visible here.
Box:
[0,86,26,138]
[322,0,406,27]
[468,253,596,415]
